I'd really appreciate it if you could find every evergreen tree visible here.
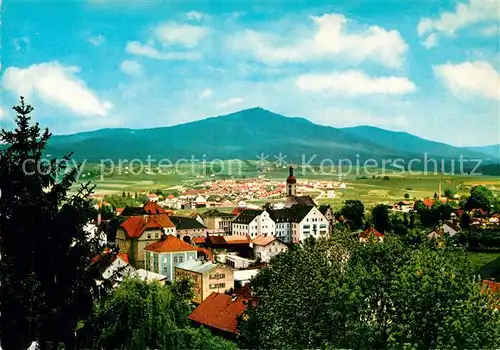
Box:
[0,98,116,350]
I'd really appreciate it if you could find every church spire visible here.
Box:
[286,163,297,196]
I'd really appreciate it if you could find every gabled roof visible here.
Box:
[360,227,384,238]
[188,292,248,334]
[233,209,264,224]
[207,235,250,246]
[231,207,246,216]
[443,221,461,231]
[143,201,166,214]
[144,235,197,253]
[120,214,176,238]
[251,235,277,246]
[170,215,207,230]
[285,195,316,208]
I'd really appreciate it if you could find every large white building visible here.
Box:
[270,205,329,243]
[231,209,275,237]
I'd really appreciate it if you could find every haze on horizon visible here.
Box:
[1,0,499,147]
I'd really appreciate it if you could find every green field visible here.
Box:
[73,161,500,211]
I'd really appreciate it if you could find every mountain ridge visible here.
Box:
[46,108,498,163]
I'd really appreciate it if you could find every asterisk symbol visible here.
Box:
[274,152,287,166]
[256,153,269,166]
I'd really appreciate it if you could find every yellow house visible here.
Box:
[175,260,234,304]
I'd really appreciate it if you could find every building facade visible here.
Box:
[116,214,177,268]
[144,235,198,281]
[251,235,288,262]
[232,209,275,237]
[175,260,234,304]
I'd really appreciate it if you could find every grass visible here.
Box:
[468,252,500,279]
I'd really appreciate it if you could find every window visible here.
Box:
[173,257,178,264]
[147,233,151,239]
[155,232,159,239]
[178,256,183,263]
[210,283,226,289]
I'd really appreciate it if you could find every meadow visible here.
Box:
[75,161,500,211]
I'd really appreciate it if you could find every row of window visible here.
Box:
[209,273,226,279]
[209,283,226,289]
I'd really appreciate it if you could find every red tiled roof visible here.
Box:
[192,237,206,244]
[482,280,500,294]
[143,201,166,214]
[188,292,248,334]
[251,235,277,246]
[117,253,129,264]
[144,235,198,253]
[360,227,384,238]
[120,214,175,238]
[423,198,434,208]
[231,207,245,216]
[197,247,214,261]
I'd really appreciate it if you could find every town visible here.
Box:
[80,164,500,341]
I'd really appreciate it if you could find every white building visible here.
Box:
[250,235,288,262]
[234,269,259,286]
[231,209,275,238]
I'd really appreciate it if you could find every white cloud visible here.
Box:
[200,88,213,98]
[2,62,113,116]
[186,11,204,20]
[228,13,408,69]
[154,23,209,47]
[88,34,105,46]
[418,0,499,47]
[125,41,201,60]
[433,60,500,100]
[120,60,143,76]
[217,97,244,109]
[482,25,500,36]
[296,71,416,96]
[422,33,438,49]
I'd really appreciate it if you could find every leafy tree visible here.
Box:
[0,98,115,350]
[404,193,410,199]
[340,200,365,229]
[371,204,392,233]
[443,187,456,198]
[78,278,236,350]
[122,191,126,198]
[103,194,137,208]
[460,211,471,229]
[240,234,500,349]
[136,193,149,204]
[465,185,495,212]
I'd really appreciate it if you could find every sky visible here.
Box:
[1,0,499,147]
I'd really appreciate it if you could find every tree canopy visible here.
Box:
[339,200,365,229]
[78,278,237,350]
[239,233,500,349]
[465,185,495,212]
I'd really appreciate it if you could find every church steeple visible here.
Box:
[286,164,297,196]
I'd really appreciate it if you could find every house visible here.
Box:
[101,253,134,284]
[392,201,414,212]
[120,201,166,216]
[188,292,249,339]
[170,215,208,243]
[195,195,207,208]
[232,209,275,237]
[443,222,461,236]
[132,269,168,285]
[318,204,335,233]
[427,230,444,240]
[360,228,384,242]
[175,260,234,304]
[250,235,288,262]
[269,205,329,243]
[284,195,317,209]
[201,209,235,233]
[192,236,206,247]
[144,234,198,281]
[224,255,255,269]
[116,214,177,268]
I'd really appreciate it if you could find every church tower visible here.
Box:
[286,164,297,196]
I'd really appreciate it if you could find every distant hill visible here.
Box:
[464,144,500,159]
[341,126,495,161]
[47,108,405,162]
[46,108,497,165]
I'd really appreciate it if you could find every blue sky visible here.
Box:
[1,0,499,146]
